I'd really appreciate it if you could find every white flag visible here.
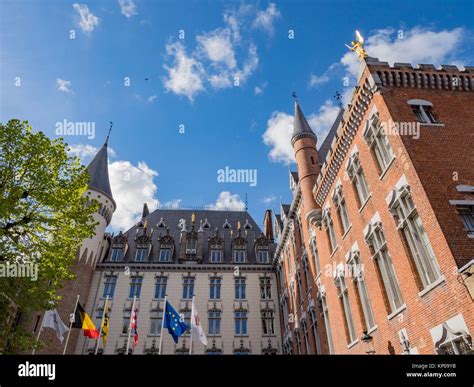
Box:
[191,299,207,346]
[42,309,69,343]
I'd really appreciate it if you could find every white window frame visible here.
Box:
[363,112,395,174]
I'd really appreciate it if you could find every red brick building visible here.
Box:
[274,57,474,355]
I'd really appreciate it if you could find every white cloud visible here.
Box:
[341,27,464,78]
[72,3,100,33]
[197,29,237,69]
[56,78,73,93]
[68,144,116,161]
[162,5,263,100]
[262,194,277,205]
[147,95,157,103]
[163,42,205,101]
[162,199,182,209]
[207,191,245,211]
[262,100,340,165]
[309,73,330,87]
[118,0,137,18]
[308,100,341,144]
[262,111,295,165]
[68,144,159,231]
[109,161,159,231]
[253,3,280,35]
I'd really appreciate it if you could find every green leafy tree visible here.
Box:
[0,119,98,353]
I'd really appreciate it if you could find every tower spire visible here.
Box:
[87,126,114,202]
[291,98,316,147]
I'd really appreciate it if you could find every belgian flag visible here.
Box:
[72,302,99,339]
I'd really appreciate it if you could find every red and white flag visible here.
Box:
[191,298,207,346]
[131,306,138,347]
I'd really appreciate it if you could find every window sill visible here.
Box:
[367,325,378,335]
[387,304,407,321]
[419,122,444,127]
[347,339,359,349]
[341,225,352,240]
[418,275,446,298]
[358,194,372,213]
[379,157,396,181]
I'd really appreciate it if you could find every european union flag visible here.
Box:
[163,301,190,343]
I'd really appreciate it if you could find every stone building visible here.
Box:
[274,57,474,355]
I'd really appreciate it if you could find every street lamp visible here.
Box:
[362,331,375,354]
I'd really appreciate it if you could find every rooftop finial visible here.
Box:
[105,121,113,145]
[292,91,298,101]
[345,30,367,61]
[245,193,248,211]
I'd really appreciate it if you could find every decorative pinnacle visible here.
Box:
[191,212,195,223]
[291,91,297,101]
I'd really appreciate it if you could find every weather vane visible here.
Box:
[333,91,343,109]
[106,121,113,143]
[345,30,367,61]
[291,91,297,101]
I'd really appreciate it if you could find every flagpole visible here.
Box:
[158,296,167,355]
[189,295,194,355]
[95,295,108,355]
[125,296,136,355]
[63,295,80,355]
[31,322,43,355]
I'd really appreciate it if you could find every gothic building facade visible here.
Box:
[274,58,474,355]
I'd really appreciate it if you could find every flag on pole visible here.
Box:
[42,309,69,343]
[163,301,189,343]
[72,302,99,339]
[131,305,138,347]
[191,298,207,346]
[101,298,110,345]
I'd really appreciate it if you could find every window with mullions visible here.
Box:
[365,222,404,313]
[310,237,321,274]
[332,184,351,234]
[154,276,167,299]
[347,251,375,331]
[322,208,337,253]
[158,247,172,262]
[457,205,474,237]
[210,247,222,263]
[347,151,370,207]
[129,277,143,298]
[186,237,197,254]
[335,273,357,344]
[110,247,123,262]
[363,113,395,174]
[122,310,131,334]
[135,247,147,262]
[260,277,272,300]
[103,275,117,298]
[295,271,304,303]
[302,255,310,292]
[235,277,246,299]
[301,319,310,353]
[210,277,221,300]
[149,309,163,335]
[233,247,246,263]
[182,277,195,299]
[257,248,269,264]
[208,310,221,335]
[309,308,321,354]
[388,186,441,289]
[319,292,334,354]
[235,310,248,336]
[408,100,438,124]
[261,310,275,335]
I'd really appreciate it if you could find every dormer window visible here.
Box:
[135,247,147,262]
[210,246,222,263]
[257,248,269,264]
[223,219,231,229]
[408,99,438,124]
[233,246,246,263]
[203,219,211,229]
[111,247,123,262]
[159,247,172,262]
[243,219,252,230]
[157,217,166,228]
[186,237,197,254]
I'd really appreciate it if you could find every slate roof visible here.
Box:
[291,100,317,146]
[318,108,345,165]
[105,208,274,265]
[87,140,114,200]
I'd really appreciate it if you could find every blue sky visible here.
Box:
[1,0,473,231]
